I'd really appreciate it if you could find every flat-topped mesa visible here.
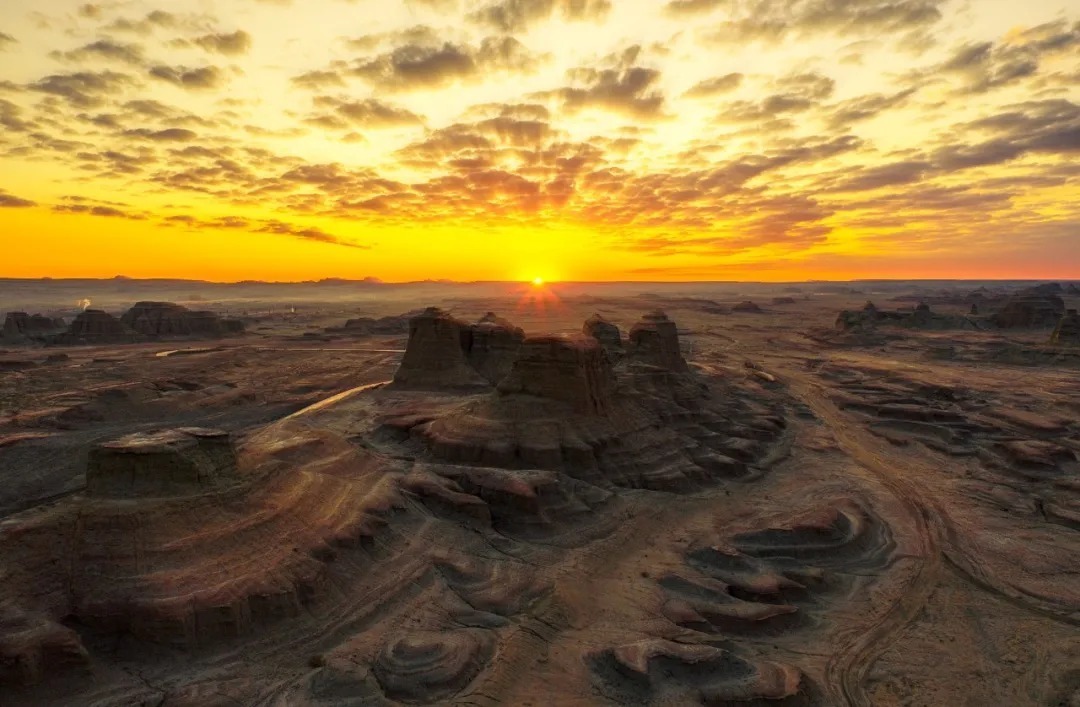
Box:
[466,312,525,384]
[3,312,65,339]
[496,335,616,414]
[86,427,238,498]
[63,309,131,342]
[583,314,623,355]
[120,301,242,338]
[627,310,688,372]
[393,307,488,389]
[1050,309,1080,345]
[991,291,1065,328]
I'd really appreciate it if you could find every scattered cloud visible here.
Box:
[149,65,225,89]
[0,189,35,207]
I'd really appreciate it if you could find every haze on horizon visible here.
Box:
[1,0,1078,283]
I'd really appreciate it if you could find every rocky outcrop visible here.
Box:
[3,312,66,341]
[583,314,622,355]
[837,301,975,332]
[733,300,763,313]
[466,313,524,384]
[58,309,132,343]
[497,335,616,414]
[992,292,1065,328]
[772,296,796,305]
[120,301,243,338]
[1050,309,1080,345]
[393,308,487,389]
[627,311,687,372]
[87,427,238,498]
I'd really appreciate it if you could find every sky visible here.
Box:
[0,0,1078,283]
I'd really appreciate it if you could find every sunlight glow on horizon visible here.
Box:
[0,0,1077,281]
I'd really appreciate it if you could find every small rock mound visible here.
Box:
[497,335,615,414]
[772,297,796,305]
[628,310,687,372]
[372,629,494,703]
[733,300,763,313]
[1050,309,1080,345]
[393,308,488,389]
[86,427,238,498]
[583,314,623,355]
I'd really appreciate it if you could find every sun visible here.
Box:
[531,277,545,286]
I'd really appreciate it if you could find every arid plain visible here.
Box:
[1,278,1078,706]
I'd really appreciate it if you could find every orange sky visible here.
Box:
[1,0,1078,282]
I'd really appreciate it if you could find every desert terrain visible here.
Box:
[1,278,1078,706]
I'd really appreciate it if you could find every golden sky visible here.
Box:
[1,0,1078,282]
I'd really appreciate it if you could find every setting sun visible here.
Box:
[532,277,545,286]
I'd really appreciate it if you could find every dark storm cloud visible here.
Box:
[684,72,743,97]
[703,0,946,43]
[307,96,424,128]
[149,65,225,90]
[27,71,133,107]
[467,0,611,32]
[0,189,35,208]
[349,35,543,89]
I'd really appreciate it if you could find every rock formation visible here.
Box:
[582,314,622,355]
[837,301,975,333]
[496,335,615,414]
[627,310,688,372]
[393,308,488,389]
[1050,309,1080,345]
[992,292,1065,328]
[120,301,243,338]
[772,296,796,305]
[59,309,132,343]
[87,427,238,498]
[733,300,763,313]
[2,312,66,343]
[466,312,524,384]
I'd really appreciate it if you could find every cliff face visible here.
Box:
[392,307,488,389]
[628,310,688,372]
[87,427,239,498]
[496,335,616,415]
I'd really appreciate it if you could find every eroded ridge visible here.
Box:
[0,309,800,705]
[817,361,1080,615]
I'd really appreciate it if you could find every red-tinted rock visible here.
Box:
[992,293,1065,328]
